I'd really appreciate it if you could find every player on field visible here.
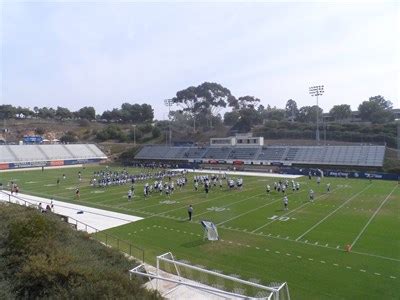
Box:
[75,188,80,200]
[128,189,132,201]
[326,183,331,193]
[283,196,288,210]
[266,184,271,194]
[204,181,210,196]
[309,189,314,202]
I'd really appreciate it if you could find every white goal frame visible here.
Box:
[129,252,290,300]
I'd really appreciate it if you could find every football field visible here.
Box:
[1,165,399,299]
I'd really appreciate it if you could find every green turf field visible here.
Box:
[1,165,399,299]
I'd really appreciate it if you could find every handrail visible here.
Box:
[0,190,145,263]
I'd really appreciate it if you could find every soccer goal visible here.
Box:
[129,252,290,300]
[201,220,219,241]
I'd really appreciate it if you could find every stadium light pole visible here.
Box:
[309,85,325,144]
[164,99,173,146]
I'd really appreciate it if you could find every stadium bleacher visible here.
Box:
[257,147,287,161]
[228,147,259,160]
[203,147,232,159]
[135,144,386,167]
[0,144,107,163]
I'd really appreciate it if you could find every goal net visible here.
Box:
[130,252,290,300]
[201,220,219,241]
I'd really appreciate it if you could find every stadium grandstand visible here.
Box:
[135,135,386,168]
[0,144,107,170]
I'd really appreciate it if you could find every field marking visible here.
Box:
[295,184,372,241]
[350,250,400,263]
[251,188,338,233]
[350,185,397,248]
[196,192,265,219]
[9,172,400,265]
[217,190,307,226]
[141,186,260,219]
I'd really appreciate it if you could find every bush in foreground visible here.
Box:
[0,204,161,299]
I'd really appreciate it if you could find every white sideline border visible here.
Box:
[0,190,143,233]
[0,164,84,173]
[173,168,303,179]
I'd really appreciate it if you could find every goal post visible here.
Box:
[200,220,219,241]
[129,252,291,299]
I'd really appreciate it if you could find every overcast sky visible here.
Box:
[1,1,399,119]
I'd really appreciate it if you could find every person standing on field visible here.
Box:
[283,196,289,210]
[188,205,193,221]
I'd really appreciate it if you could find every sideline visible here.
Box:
[351,185,397,248]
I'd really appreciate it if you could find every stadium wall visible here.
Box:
[2,159,106,170]
[278,167,399,181]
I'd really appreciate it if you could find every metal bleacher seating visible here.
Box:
[203,147,232,159]
[10,145,48,162]
[135,146,170,159]
[256,147,287,161]
[40,145,75,159]
[0,144,107,163]
[1,146,18,162]
[228,147,259,160]
[134,144,386,167]
[184,147,208,158]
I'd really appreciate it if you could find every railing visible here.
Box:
[0,190,145,263]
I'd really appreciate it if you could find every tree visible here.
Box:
[172,85,202,131]
[196,82,232,127]
[0,105,16,119]
[285,99,299,122]
[239,107,263,126]
[76,106,95,121]
[60,131,78,143]
[223,111,240,126]
[298,105,323,123]
[329,104,351,122]
[140,104,154,123]
[172,82,234,130]
[358,96,394,123]
[38,107,56,119]
[228,96,260,110]
[56,106,72,120]
[266,108,286,121]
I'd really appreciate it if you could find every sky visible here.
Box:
[1,1,399,120]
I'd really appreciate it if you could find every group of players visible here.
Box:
[55,167,331,208]
[280,176,332,211]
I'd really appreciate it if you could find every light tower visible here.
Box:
[164,99,173,146]
[309,85,325,144]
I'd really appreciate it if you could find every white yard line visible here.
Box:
[251,188,338,233]
[351,185,397,248]
[295,184,372,241]
[217,190,307,226]
[195,192,265,219]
